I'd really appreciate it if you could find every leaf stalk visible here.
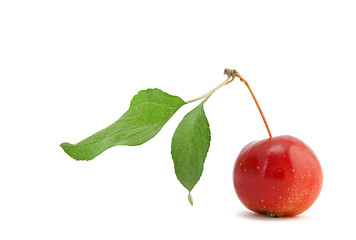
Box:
[185,76,233,104]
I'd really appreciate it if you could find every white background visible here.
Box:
[1,0,355,239]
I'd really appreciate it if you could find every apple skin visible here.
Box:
[233,135,323,217]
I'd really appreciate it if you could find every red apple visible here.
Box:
[224,69,323,217]
[233,135,323,217]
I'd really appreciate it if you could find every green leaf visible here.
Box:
[61,88,186,160]
[171,102,211,193]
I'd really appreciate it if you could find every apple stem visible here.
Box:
[225,69,272,139]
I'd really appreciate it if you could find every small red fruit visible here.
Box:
[225,69,323,217]
[233,135,323,217]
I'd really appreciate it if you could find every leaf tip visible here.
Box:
[60,141,75,157]
[188,192,193,206]
[60,142,70,151]
[60,142,89,161]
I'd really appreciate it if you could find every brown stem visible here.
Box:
[225,69,272,139]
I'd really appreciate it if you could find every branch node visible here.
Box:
[224,68,238,78]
